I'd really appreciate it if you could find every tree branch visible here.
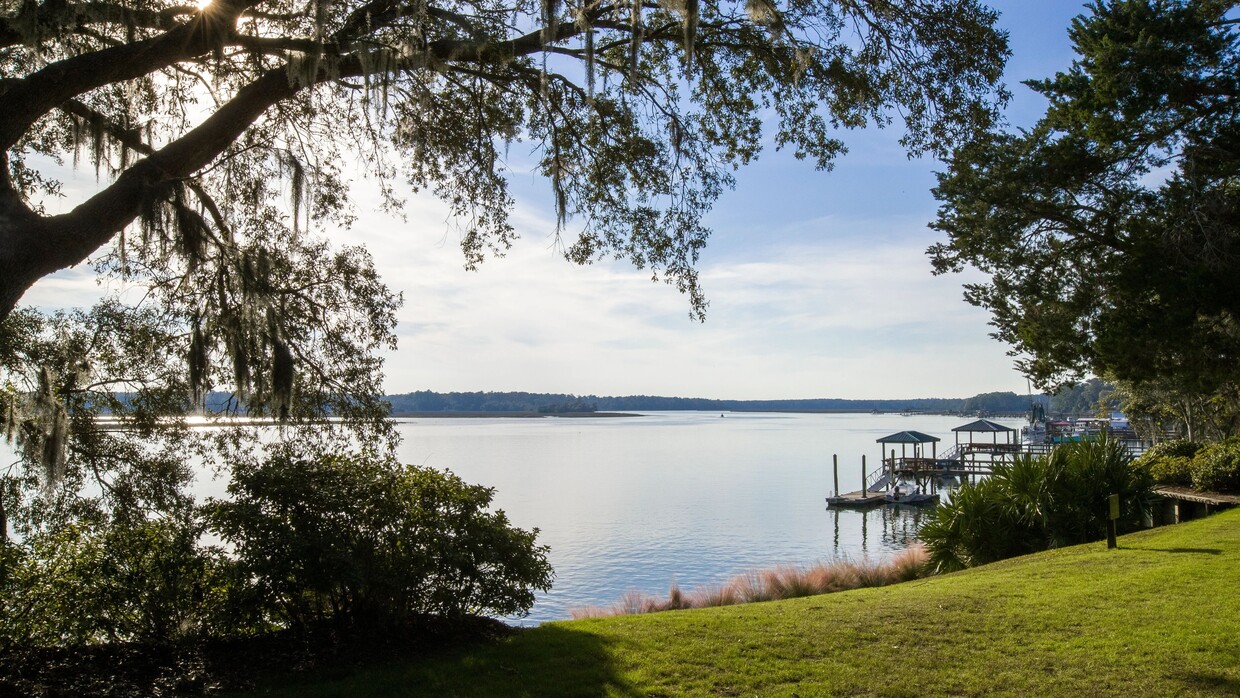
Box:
[58,97,234,240]
[0,0,259,152]
[0,1,196,49]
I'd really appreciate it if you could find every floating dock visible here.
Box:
[825,455,889,508]
[825,488,887,508]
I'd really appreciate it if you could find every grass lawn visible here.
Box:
[243,509,1240,697]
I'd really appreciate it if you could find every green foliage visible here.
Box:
[1134,439,1201,487]
[930,0,1240,396]
[1113,376,1240,443]
[0,516,226,647]
[206,451,553,630]
[2,447,552,647]
[1049,378,1116,416]
[0,299,399,647]
[2,0,1009,327]
[1039,439,1154,546]
[538,399,597,414]
[921,438,1154,573]
[901,475,1039,573]
[957,391,1041,414]
[1189,438,1240,493]
[386,389,1047,414]
[1148,455,1195,488]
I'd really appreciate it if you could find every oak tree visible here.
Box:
[3,0,1008,321]
[0,0,1012,470]
[930,0,1240,397]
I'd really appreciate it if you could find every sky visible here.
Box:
[25,1,1093,401]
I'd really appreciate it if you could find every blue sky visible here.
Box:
[26,1,1094,400]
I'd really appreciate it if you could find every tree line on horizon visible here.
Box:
[384,390,1055,415]
[150,384,1110,418]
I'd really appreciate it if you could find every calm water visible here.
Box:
[393,411,1025,624]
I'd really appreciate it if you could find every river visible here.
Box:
[392,411,1025,623]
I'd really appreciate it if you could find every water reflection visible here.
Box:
[826,504,931,558]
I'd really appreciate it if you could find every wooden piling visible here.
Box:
[833,454,839,497]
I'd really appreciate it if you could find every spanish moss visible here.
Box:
[683,0,698,74]
[189,318,209,404]
[745,0,784,36]
[629,0,643,81]
[541,0,559,43]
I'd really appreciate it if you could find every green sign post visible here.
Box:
[1106,494,1120,549]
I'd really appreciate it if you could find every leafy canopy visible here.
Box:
[930,0,1240,393]
[0,0,1012,481]
[2,0,1008,329]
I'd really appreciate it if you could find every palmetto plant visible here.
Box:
[921,438,1154,573]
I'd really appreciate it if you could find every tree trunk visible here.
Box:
[0,65,310,325]
[0,154,155,324]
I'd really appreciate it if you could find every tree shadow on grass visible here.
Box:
[409,624,641,697]
[1124,546,1223,555]
[1171,669,1240,695]
[258,623,642,697]
[1,617,639,698]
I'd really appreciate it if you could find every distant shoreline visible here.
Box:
[390,411,642,419]
[389,409,1029,419]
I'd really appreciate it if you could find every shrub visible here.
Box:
[1143,439,1205,460]
[1040,438,1154,546]
[0,516,225,647]
[206,452,553,631]
[919,474,1040,573]
[1189,439,1240,493]
[1147,456,1194,487]
[1135,440,1201,487]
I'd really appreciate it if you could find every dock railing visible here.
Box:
[865,466,891,493]
[936,444,963,463]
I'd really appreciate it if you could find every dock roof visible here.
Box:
[876,430,941,444]
[952,419,1016,433]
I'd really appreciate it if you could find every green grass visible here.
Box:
[243,509,1240,697]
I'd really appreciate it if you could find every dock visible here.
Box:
[825,487,887,508]
[826,417,1165,513]
[825,455,889,508]
[1153,486,1239,524]
[827,421,1026,510]
[1153,486,1240,507]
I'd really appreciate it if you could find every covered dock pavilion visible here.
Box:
[950,418,1021,480]
[878,430,941,479]
[951,418,1019,451]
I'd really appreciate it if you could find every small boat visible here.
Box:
[885,482,938,505]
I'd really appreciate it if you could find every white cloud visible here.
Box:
[329,181,1024,400]
[18,148,1024,401]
